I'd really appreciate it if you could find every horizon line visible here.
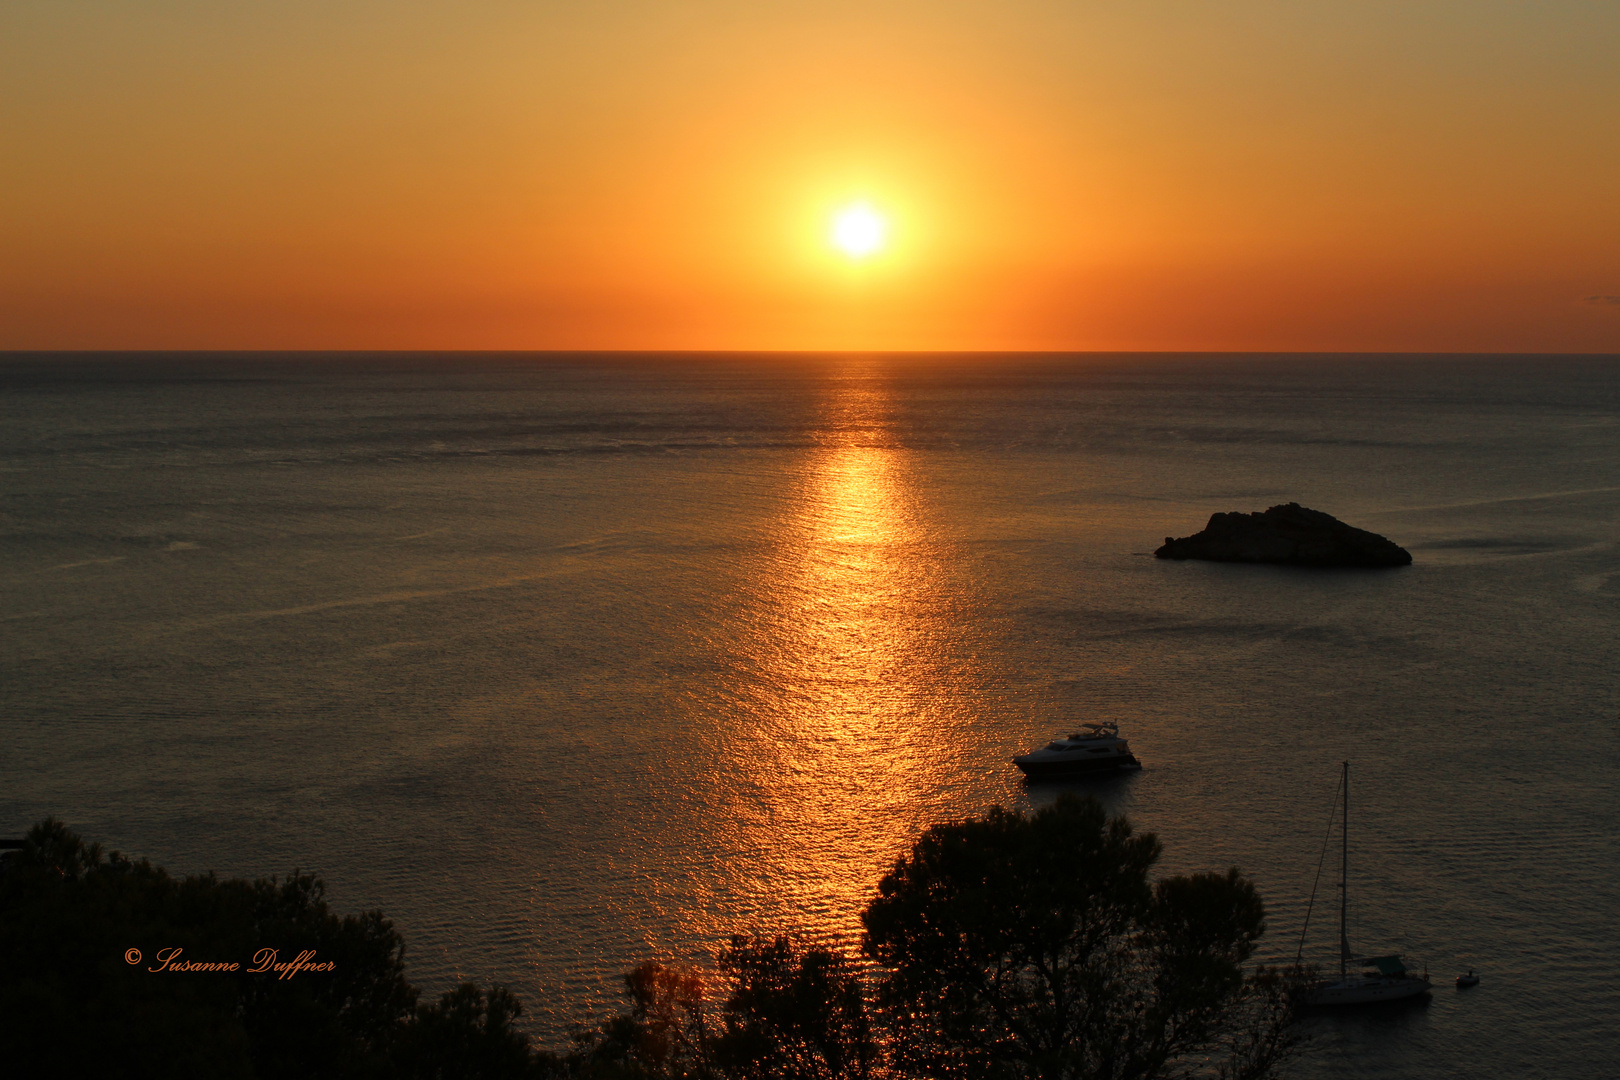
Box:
[5,348,1620,359]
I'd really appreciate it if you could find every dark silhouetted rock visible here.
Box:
[1155,503,1411,567]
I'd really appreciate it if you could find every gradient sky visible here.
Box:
[4,1,1619,351]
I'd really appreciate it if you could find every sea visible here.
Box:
[2,352,1617,1078]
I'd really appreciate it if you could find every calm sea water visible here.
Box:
[3,353,1617,1077]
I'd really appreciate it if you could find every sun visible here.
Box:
[830,203,888,259]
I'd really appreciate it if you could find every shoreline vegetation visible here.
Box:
[0,799,1305,1079]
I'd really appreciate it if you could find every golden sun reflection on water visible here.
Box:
[685,370,980,948]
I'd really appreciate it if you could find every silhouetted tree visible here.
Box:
[709,935,877,1080]
[573,961,709,1079]
[395,983,558,1080]
[860,796,1300,1080]
[2,805,1302,1080]
[0,818,553,1079]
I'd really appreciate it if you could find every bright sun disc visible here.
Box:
[830,204,888,259]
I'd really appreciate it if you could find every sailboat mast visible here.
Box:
[1339,760,1351,979]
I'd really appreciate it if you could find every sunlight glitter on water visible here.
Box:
[686,371,973,947]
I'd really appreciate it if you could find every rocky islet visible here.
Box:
[1155,503,1412,567]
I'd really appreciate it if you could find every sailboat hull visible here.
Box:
[1306,975,1431,1005]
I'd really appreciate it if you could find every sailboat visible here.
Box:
[1299,762,1432,1006]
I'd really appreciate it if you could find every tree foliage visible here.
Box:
[709,935,877,1080]
[0,818,550,1079]
[860,796,1299,1080]
[571,798,1299,1080]
[1,803,1300,1080]
[569,936,875,1080]
[394,983,550,1080]
[573,961,708,1079]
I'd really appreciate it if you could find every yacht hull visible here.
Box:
[1013,754,1141,778]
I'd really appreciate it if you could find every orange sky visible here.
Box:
[3,1,1618,351]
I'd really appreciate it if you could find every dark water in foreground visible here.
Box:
[3,353,1617,1077]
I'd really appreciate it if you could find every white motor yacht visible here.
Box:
[1013,722,1142,778]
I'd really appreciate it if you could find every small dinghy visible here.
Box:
[1456,970,1480,988]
